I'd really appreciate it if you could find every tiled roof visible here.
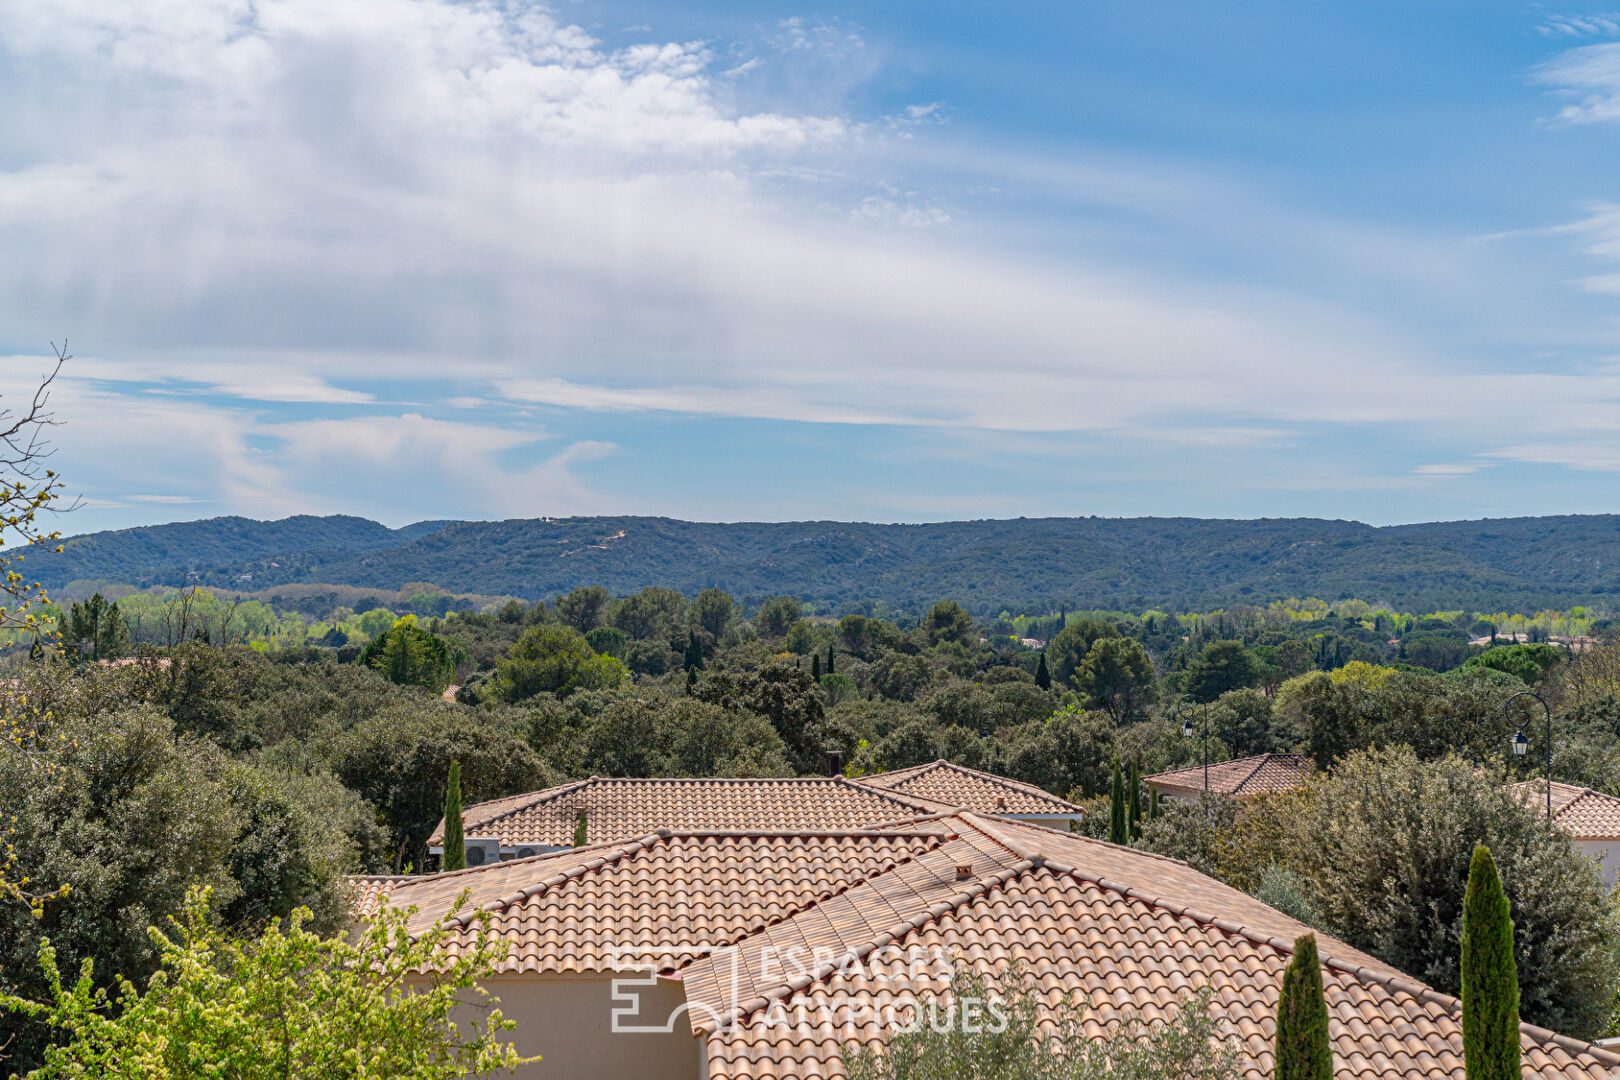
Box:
[681,816,1615,1080]
[1512,779,1620,840]
[361,829,946,973]
[1144,753,1312,797]
[854,760,1086,816]
[428,776,949,849]
[363,811,1618,1080]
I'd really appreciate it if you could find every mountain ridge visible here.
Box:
[33,512,1620,613]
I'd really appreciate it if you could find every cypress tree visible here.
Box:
[1108,760,1127,845]
[826,645,835,676]
[573,810,588,848]
[812,653,822,680]
[1275,933,1332,1080]
[441,760,465,872]
[683,630,704,672]
[1034,652,1052,690]
[1149,788,1161,820]
[1462,844,1520,1080]
[1127,756,1143,841]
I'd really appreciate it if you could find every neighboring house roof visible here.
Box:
[854,759,1085,817]
[362,811,1617,1080]
[1512,779,1620,840]
[426,776,948,849]
[1144,753,1312,798]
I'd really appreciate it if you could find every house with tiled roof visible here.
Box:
[1512,779,1620,885]
[852,759,1087,825]
[1144,753,1312,801]
[425,775,949,864]
[360,810,1619,1080]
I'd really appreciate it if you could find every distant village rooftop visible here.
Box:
[430,764,1087,861]
[1144,753,1313,799]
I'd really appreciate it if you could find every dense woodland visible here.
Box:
[11,574,1620,1063]
[39,512,1620,612]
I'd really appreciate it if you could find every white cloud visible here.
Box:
[1411,463,1484,478]
[1534,40,1620,123]
[1538,14,1620,38]
[4,0,1620,524]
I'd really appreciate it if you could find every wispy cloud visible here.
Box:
[1533,40,1620,123]
[1537,13,1620,37]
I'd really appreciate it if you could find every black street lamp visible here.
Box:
[1503,690,1552,823]
[1178,700,1209,793]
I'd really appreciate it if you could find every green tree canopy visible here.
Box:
[0,888,532,1079]
[358,615,459,694]
[496,623,628,702]
[1073,636,1157,722]
[1182,640,1259,702]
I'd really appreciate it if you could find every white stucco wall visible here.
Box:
[1575,839,1620,887]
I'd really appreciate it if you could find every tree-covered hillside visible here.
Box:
[38,513,1620,613]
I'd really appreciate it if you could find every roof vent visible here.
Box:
[955,862,973,881]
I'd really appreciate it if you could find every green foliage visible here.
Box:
[441,760,465,872]
[1289,749,1619,1038]
[1034,651,1051,690]
[1275,934,1332,1080]
[358,615,459,693]
[59,593,129,662]
[555,584,611,632]
[1074,636,1156,722]
[584,625,627,657]
[923,599,975,647]
[1182,640,1259,702]
[328,703,549,870]
[1461,644,1564,686]
[1109,761,1127,846]
[845,970,1238,1080]
[496,623,628,701]
[572,811,587,848]
[572,697,790,778]
[1461,845,1520,1080]
[1045,619,1120,690]
[1251,866,1321,930]
[0,887,533,1079]
[1127,756,1142,841]
[753,596,802,638]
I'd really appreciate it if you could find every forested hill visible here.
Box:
[38,513,1620,613]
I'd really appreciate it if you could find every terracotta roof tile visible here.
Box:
[854,760,1086,817]
[428,776,948,849]
[1512,779,1620,840]
[366,829,946,974]
[684,816,1614,1080]
[1144,754,1312,798]
[365,805,1615,1080]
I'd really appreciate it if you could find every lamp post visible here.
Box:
[1503,690,1552,823]
[1178,700,1209,793]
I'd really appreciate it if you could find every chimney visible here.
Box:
[826,749,845,777]
[955,862,973,881]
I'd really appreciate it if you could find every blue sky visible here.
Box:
[5,1,1620,532]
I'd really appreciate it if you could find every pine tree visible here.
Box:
[441,760,466,872]
[826,645,835,676]
[812,653,822,680]
[1127,756,1143,841]
[1275,933,1332,1080]
[1034,652,1051,690]
[573,810,588,848]
[1462,844,1520,1080]
[1109,760,1127,845]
